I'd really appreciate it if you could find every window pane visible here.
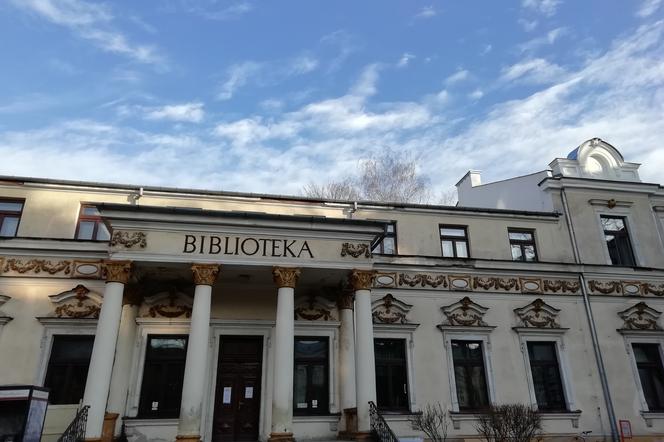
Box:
[96,223,111,241]
[441,228,466,237]
[633,344,664,411]
[442,240,454,257]
[523,245,537,261]
[601,216,625,231]
[295,339,327,359]
[294,337,329,414]
[151,338,186,350]
[77,221,95,240]
[44,336,94,405]
[375,339,408,411]
[0,202,23,212]
[294,365,307,407]
[386,224,395,234]
[456,241,468,258]
[382,237,396,254]
[82,206,101,216]
[0,216,19,237]
[509,231,532,241]
[511,244,523,261]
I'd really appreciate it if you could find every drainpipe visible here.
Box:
[560,188,619,442]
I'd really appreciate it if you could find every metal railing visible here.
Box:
[369,401,399,442]
[57,405,89,442]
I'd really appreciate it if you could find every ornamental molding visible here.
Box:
[514,298,561,328]
[398,273,448,288]
[110,230,147,249]
[294,294,336,321]
[2,258,72,276]
[273,266,300,288]
[618,302,662,331]
[349,270,375,291]
[588,198,633,208]
[372,293,413,324]
[191,263,221,286]
[473,276,520,291]
[141,290,193,319]
[441,296,489,327]
[587,280,664,297]
[340,242,372,258]
[49,285,103,319]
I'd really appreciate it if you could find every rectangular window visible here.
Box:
[75,205,110,241]
[373,222,397,255]
[632,343,664,411]
[527,342,567,412]
[0,199,24,238]
[138,335,188,418]
[440,225,469,258]
[508,229,538,262]
[601,215,636,266]
[451,340,489,411]
[374,338,409,412]
[43,335,94,405]
[294,337,329,415]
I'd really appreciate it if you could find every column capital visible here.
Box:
[349,270,375,291]
[272,267,301,288]
[103,260,132,284]
[191,264,220,286]
[337,290,354,310]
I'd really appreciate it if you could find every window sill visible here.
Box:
[293,414,340,423]
[640,411,664,427]
[538,410,582,428]
[449,412,485,429]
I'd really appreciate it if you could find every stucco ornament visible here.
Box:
[294,294,336,321]
[191,263,221,286]
[372,293,413,324]
[49,284,102,319]
[110,231,147,249]
[340,242,372,258]
[473,276,520,291]
[142,290,193,318]
[103,260,133,284]
[272,266,301,288]
[618,302,662,330]
[398,273,448,288]
[543,279,580,294]
[588,280,622,295]
[349,270,375,291]
[441,296,489,327]
[3,258,72,275]
[514,298,561,328]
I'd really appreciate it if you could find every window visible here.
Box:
[527,342,567,412]
[440,225,469,258]
[138,335,188,418]
[632,343,664,411]
[508,229,538,262]
[600,216,636,266]
[451,340,489,411]
[373,222,397,255]
[43,335,94,405]
[75,205,110,241]
[294,337,329,415]
[0,199,24,238]
[375,338,409,412]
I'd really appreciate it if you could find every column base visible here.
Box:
[268,431,294,442]
[175,435,201,442]
[102,412,119,442]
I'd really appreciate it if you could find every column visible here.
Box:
[337,290,356,412]
[83,260,132,442]
[269,266,301,442]
[351,270,377,438]
[176,263,220,442]
[106,285,142,437]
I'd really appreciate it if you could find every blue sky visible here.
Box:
[1,0,663,197]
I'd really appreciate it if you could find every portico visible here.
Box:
[80,204,385,442]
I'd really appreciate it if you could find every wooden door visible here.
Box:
[212,336,263,442]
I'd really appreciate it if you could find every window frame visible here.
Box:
[599,214,637,267]
[439,224,470,259]
[43,334,95,405]
[372,221,397,255]
[623,332,664,414]
[294,335,330,415]
[508,228,539,262]
[75,204,110,241]
[0,198,25,238]
[373,324,418,414]
[592,206,644,267]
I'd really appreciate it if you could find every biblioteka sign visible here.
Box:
[182,234,315,259]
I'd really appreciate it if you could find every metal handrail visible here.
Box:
[369,401,399,442]
[57,405,89,442]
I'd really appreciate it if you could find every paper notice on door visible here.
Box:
[312,399,318,408]
[245,387,254,399]
[297,402,307,408]
[223,387,232,404]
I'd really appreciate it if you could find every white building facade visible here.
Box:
[1,138,664,442]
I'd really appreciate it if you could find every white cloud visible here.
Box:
[521,0,561,16]
[480,44,492,56]
[519,27,567,52]
[637,0,663,17]
[468,89,484,100]
[217,61,262,101]
[414,6,437,19]
[144,102,205,123]
[286,55,319,75]
[500,58,566,84]
[445,69,469,85]
[11,0,165,65]
[397,53,415,68]
[518,18,539,32]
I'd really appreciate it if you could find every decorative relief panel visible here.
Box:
[372,293,413,324]
[295,294,337,321]
[588,280,622,295]
[340,243,371,258]
[398,273,447,288]
[618,302,662,330]
[542,279,580,294]
[72,260,104,279]
[3,259,72,276]
[110,231,147,249]
[520,278,543,294]
[49,285,102,319]
[473,277,520,291]
[588,280,664,297]
[441,297,489,327]
[141,291,193,319]
[514,299,561,328]
[449,275,472,291]
[374,272,397,288]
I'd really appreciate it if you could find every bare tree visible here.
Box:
[409,403,449,442]
[302,149,432,203]
[474,404,542,442]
